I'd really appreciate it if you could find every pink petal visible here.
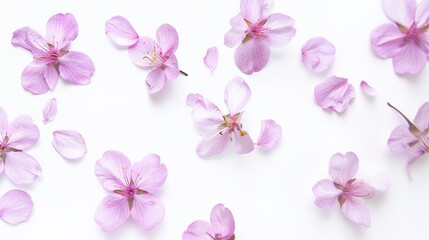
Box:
[392,41,427,75]
[328,152,359,186]
[52,130,87,160]
[224,77,251,115]
[183,220,212,240]
[11,27,38,52]
[0,107,8,134]
[312,179,342,208]
[156,24,178,58]
[186,93,223,126]
[224,14,247,48]
[196,128,231,158]
[301,37,336,72]
[381,0,416,27]
[405,147,425,167]
[44,64,59,89]
[233,129,255,154]
[416,0,429,27]
[42,98,57,124]
[256,119,282,149]
[234,38,270,74]
[131,194,165,230]
[95,150,131,191]
[58,51,95,84]
[360,81,376,96]
[94,194,130,232]
[0,156,3,175]
[264,13,296,47]
[370,24,404,59]
[6,115,39,150]
[350,181,376,199]
[341,198,371,227]
[21,62,51,95]
[413,102,429,131]
[314,75,355,113]
[0,190,33,225]
[128,37,162,67]
[4,152,42,185]
[132,154,167,193]
[163,54,180,80]
[240,0,273,23]
[146,67,167,95]
[210,204,235,238]
[45,13,78,50]
[387,126,417,152]
[203,47,219,72]
[105,16,139,47]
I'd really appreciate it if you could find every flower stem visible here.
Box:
[387,102,420,136]
[180,70,188,76]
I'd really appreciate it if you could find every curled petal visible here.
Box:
[312,179,341,209]
[224,77,251,116]
[42,98,57,124]
[131,194,165,230]
[95,150,131,191]
[11,27,40,53]
[52,130,87,160]
[234,38,270,75]
[387,126,416,153]
[233,129,255,154]
[21,62,51,95]
[265,13,296,48]
[196,128,230,158]
[328,152,359,186]
[45,13,78,50]
[183,220,212,240]
[58,51,95,84]
[7,115,39,150]
[156,24,178,58]
[314,76,355,113]
[186,94,223,126]
[210,204,235,238]
[301,37,336,72]
[256,119,282,149]
[4,152,42,185]
[95,194,130,232]
[0,190,33,225]
[360,81,376,96]
[132,154,167,193]
[105,16,139,47]
[370,24,404,59]
[203,47,219,72]
[341,198,371,227]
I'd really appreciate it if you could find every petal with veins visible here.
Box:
[370,24,404,59]
[4,152,42,185]
[301,37,335,72]
[52,130,87,160]
[21,62,51,95]
[58,51,95,84]
[328,152,359,186]
[196,128,231,158]
[392,41,427,75]
[341,198,371,227]
[131,194,165,230]
[312,179,342,208]
[203,47,219,72]
[45,13,78,50]
[224,77,251,116]
[314,76,355,113]
[234,38,270,75]
[94,194,130,232]
[105,16,139,47]
[95,150,131,191]
[0,190,33,225]
[7,115,39,150]
[256,119,282,149]
[265,13,296,48]
[233,128,255,154]
[132,154,167,193]
[210,204,235,239]
[156,24,178,58]
[42,98,57,124]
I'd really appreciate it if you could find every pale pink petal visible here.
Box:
[361,174,390,192]
[224,77,251,115]
[370,24,405,58]
[264,13,296,47]
[44,64,59,89]
[381,0,416,27]
[405,147,425,167]
[210,204,235,238]
[203,47,218,72]
[7,115,39,150]
[45,13,78,50]
[4,152,42,185]
[341,198,371,227]
[146,67,167,95]
[0,190,33,224]
[0,107,8,134]
[42,98,57,124]
[314,76,355,113]
[186,94,223,126]
[224,14,247,48]
[196,128,231,158]
[256,119,282,149]
[95,194,130,232]
[360,81,376,96]
[11,27,38,52]
[413,102,429,131]
[350,181,376,199]
[329,152,359,186]
[301,37,336,72]
[182,220,212,240]
[0,158,3,176]
[131,194,165,230]
[52,130,87,160]
[392,41,427,75]
[156,24,178,58]
[163,54,180,80]
[387,126,417,152]
[105,16,139,47]
[233,129,255,154]
[312,179,342,208]
[58,51,95,84]
[234,38,270,75]
[95,150,131,191]
[132,154,167,193]
[128,37,162,67]
[21,62,51,95]
[416,0,429,27]
[240,0,273,22]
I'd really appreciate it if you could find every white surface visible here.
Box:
[1,0,429,239]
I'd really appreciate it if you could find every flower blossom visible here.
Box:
[387,102,429,167]
[94,150,167,232]
[0,189,33,225]
[106,16,186,94]
[183,203,235,240]
[224,0,296,74]
[312,152,384,227]
[186,77,281,157]
[370,0,429,75]
[0,107,41,185]
[11,13,95,94]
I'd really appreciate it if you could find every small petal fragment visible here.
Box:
[105,16,139,47]
[203,47,219,72]
[52,130,87,160]
[0,190,33,225]
[42,98,57,124]
[360,81,376,96]
[314,76,355,113]
[301,37,336,72]
[256,119,282,149]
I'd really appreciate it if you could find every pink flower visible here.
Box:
[301,37,336,72]
[0,189,33,225]
[314,76,355,113]
[94,150,167,232]
[11,13,95,94]
[312,152,379,227]
[224,0,296,74]
[387,102,429,167]
[106,16,186,94]
[186,77,281,157]
[183,203,235,240]
[0,107,42,185]
[370,0,429,75]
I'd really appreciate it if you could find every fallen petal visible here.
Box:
[314,76,355,113]
[52,130,87,160]
[0,189,33,225]
[203,47,219,72]
[301,37,335,72]
[105,16,139,47]
[360,81,376,96]
[42,98,57,124]
[256,119,282,149]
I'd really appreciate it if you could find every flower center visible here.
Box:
[142,44,165,65]
[113,169,148,210]
[218,113,247,137]
[242,18,269,43]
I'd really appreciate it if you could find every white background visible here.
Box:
[1,0,429,239]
